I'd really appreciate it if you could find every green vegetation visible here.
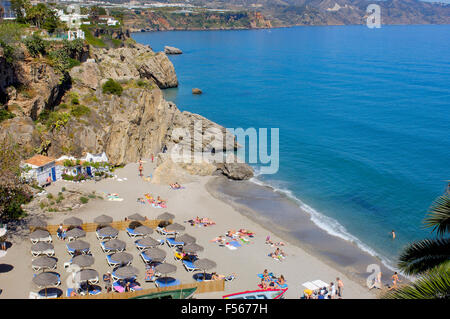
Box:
[11,0,62,33]
[384,192,450,299]
[79,196,89,204]
[102,79,123,96]
[0,109,15,123]
[70,104,90,117]
[24,34,47,57]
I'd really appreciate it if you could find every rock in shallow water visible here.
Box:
[164,46,183,55]
[192,88,202,95]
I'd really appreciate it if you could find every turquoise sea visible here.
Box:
[133,25,450,270]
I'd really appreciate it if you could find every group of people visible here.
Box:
[269,247,287,261]
[187,216,216,227]
[265,235,286,247]
[303,278,344,299]
[258,269,286,290]
[226,229,255,238]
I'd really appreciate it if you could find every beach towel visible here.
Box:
[151,203,166,208]
[225,243,237,250]
[229,240,242,248]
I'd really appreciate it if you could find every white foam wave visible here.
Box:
[249,174,398,272]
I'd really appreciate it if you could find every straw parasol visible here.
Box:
[183,243,204,254]
[67,240,90,251]
[97,226,119,237]
[127,213,146,221]
[177,234,196,245]
[143,248,166,262]
[165,223,185,232]
[63,217,83,227]
[72,255,95,268]
[94,214,113,225]
[31,242,54,253]
[194,258,216,278]
[66,227,86,239]
[155,263,177,285]
[77,269,99,282]
[28,217,47,228]
[110,252,133,265]
[103,239,126,252]
[30,229,50,240]
[32,256,57,270]
[134,225,153,236]
[114,265,139,279]
[32,272,60,297]
[136,237,160,248]
[157,212,175,221]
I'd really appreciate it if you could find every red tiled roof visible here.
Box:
[24,155,55,167]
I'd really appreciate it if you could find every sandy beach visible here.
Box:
[0,160,376,299]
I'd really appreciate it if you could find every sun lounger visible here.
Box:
[182,260,199,272]
[156,227,177,236]
[106,254,124,268]
[96,229,118,241]
[112,281,125,293]
[154,278,180,288]
[32,264,57,272]
[66,288,76,297]
[166,237,184,248]
[30,235,52,245]
[31,249,55,257]
[130,282,142,291]
[88,286,102,295]
[139,252,152,264]
[66,244,90,256]
[126,228,142,238]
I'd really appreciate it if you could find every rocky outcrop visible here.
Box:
[164,46,183,55]
[92,43,178,89]
[192,88,202,95]
[216,162,254,180]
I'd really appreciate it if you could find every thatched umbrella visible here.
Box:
[143,248,166,263]
[30,229,50,240]
[177,234,196,245]
[136,237,160,249]
[194,258,217,279]
[32,256,57,271]
[127,213,146,221]
[77,269,99,282]
[66,227,86,239]
[165,223,185,232]
[31,242,54,254]
[63,217,83,227]
[157,212,175,221]
[103,239,126,252]
[128,221,142,229]
[67,240,90,252]
[110,252,133,265]
[72,255,95,268]
[114,266,139,279]
[29,217,47,228]
[94,214,113,225]
[155,263,177,285]
[134,225,153,236]
[183,243,204,254]
[97,226,119,237]
[32,272,60,297]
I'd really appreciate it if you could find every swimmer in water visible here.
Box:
[391,230,396,240]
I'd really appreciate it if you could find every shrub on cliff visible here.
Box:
[0,109,15,123]
[102,79,123,96]
[24,34,47,57]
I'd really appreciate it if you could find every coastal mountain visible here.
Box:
[185,0,450,25]
[0,40,253,180]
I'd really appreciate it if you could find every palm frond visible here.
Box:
[398,237,450,275]
[383,264,450,299]
[424,194,450,237]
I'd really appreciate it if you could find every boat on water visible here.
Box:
[223,288,288,299]
[130,287,197,299]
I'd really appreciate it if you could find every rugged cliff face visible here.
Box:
[0,41,253,181]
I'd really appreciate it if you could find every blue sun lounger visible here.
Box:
[126,228,144,238]
[155,278,180,288]
[182,260,199,272]
[166,237,184,248]
[140,251,152,264]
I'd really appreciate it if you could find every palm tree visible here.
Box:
[384,192,450,299]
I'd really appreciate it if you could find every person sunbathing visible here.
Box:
[201,217,215,225]
[259,278,269,290]
[276,275,286,286]
[156,196,166,205]
[145,266,155,281]
[212,272,236,281]
[226,230,236,237]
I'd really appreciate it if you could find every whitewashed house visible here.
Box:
[82,152,109,164]
[21,155,56,186]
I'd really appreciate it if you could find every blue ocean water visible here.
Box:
[133,25,450,267]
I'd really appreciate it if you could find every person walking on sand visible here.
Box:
[389,272,401,290]
[151,153,154,163]
[336,277,344,298]
[138,162,143,177]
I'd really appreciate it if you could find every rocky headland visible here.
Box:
[0,40,253,182]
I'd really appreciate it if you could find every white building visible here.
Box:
[21,155,56,186]
[82,152,109,164]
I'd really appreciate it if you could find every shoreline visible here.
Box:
[0,161,377,299]
[205,176,402,289]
